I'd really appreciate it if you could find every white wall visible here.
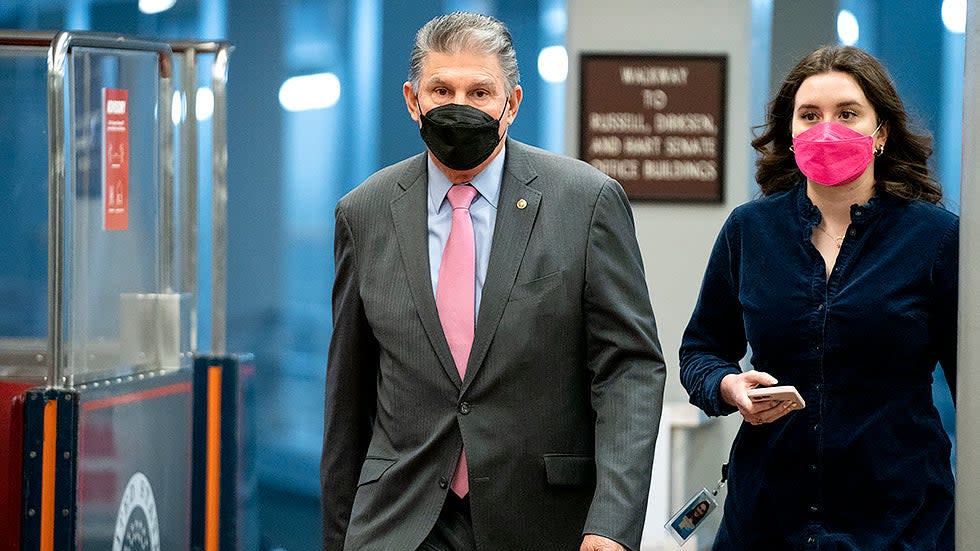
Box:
[957,1,979,549]
[565,1,756,549]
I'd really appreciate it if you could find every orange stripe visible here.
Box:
[205,366,222,551]
[40,399,57,551]
[81,381,192,411]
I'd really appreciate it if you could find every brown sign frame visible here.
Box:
[579,53,727,202]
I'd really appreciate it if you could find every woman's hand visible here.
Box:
[720,372,798,426]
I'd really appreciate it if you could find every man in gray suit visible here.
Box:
[321,11,666,551]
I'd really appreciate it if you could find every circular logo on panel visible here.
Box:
[113,472,161,551]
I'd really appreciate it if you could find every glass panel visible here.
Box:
[61,46,188,384]
[170,48,218,355]
[0,45,49,380]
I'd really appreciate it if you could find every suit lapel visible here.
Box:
[463,142,541,393]
[390,157,462,386]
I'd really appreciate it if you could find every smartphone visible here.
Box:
[746,385,806,409]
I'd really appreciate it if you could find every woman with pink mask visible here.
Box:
[680,45,956,550]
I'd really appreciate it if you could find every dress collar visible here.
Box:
[794,182,886,227]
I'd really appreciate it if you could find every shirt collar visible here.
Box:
[427,144,505,212]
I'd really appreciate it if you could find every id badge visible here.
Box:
[664,487,718,545]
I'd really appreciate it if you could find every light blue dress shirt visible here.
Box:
[427,145,504,318]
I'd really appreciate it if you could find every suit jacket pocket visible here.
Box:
[356,457,397,487]
[543,454,596,486]
[509,270,563,303]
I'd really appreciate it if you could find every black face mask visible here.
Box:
[418,101,507,170]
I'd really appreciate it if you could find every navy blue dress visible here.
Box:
[680,185,957,550]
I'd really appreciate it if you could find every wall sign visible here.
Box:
[579,53,727,202]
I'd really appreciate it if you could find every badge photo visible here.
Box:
[665,487,718,545]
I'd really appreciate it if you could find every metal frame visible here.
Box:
[169,40,233,356]
[0,32,232,384]
[174,44,201,352]
[45,32,174,388]
[211,44,231,356]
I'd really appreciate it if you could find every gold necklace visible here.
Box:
[816,224,844,249]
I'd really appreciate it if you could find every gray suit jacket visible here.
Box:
[321,139,666,551]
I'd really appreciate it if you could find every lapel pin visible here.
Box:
[516,198,527,209]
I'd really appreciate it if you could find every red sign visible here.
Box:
[103,88,129,231]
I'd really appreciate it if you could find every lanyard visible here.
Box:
[710,462,728,496]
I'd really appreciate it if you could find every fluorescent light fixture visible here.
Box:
[837,10,859,46]
[542,6,567,35]
[279,72,342,112]
[171,90,184,125]
[196,87,215,121]
[537,45,568,84]
[139,0,177,15]
[942,0,966,33]
[171,88,215,122]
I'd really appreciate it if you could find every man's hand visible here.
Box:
[580,534,627,551]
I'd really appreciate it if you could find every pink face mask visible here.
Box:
[792,122,877,186]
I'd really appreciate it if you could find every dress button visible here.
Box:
[439,476,448,489]
[458,402,470,414]
[809,464,817,471]
[808,536,816,544]
[810,505,819,513]
[847,228,857,237]
[812,424,820,431]
[817,303,824,311]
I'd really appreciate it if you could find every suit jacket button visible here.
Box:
[439,477,448,489]
[458,402,470,414]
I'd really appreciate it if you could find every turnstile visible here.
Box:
[0,31,254,551]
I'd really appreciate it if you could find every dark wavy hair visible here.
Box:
[751,45,941,203]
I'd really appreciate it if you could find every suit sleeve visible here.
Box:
[581,180,667,551]
[321,205,379,550]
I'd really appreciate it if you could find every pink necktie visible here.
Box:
[436,183,478,497]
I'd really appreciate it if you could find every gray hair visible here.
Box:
[408,12,521,95]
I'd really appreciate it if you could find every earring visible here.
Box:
[874,143,885,156]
